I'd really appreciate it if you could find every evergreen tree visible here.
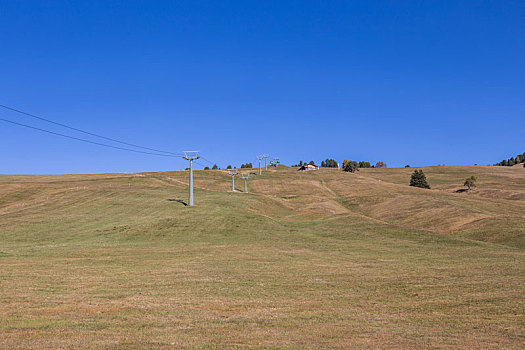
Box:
[409,170,430,189]
[212,164,218,170]
[226,165,232,169]
[321,161,325,167]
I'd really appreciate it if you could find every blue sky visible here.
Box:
[1,1,523,174]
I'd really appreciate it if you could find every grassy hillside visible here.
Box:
[1,165,524,348]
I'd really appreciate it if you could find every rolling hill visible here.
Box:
[1,165,524,348]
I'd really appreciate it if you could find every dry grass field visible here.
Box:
[1,165,524,349]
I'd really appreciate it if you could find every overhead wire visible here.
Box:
[0,104,183,156]
[0,117,182,158]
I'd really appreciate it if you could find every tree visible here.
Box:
[343,160,358,173]
[204,166,210,170]
[226,165,232,169]
[495,152,525,166]
[376,161,387,168]
[309,160,315,166]
[321,161,325,167]
[358,161,371,168]
[321,158,338,168]
[212,164,219,170]
[405,165,410,168]
[464,175,477,192]
[299,160,303,167]
[410,170,430,189]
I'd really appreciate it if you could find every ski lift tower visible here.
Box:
[228,169,238,192]
[240,173,250,193]
[183,151,200,206]
[256,155,263,175]
[263,154,270,171]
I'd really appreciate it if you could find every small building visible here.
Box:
[298,164,318,171]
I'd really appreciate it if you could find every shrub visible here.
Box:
[343,160,358,173]
[464,175,477,192]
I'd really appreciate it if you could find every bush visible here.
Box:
[343,160,358,173]
[464,175,477,192]
[410,170,430,189]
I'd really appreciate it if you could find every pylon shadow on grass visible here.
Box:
[168,199,188,206]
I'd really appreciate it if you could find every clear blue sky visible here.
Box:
[1,1,523,174]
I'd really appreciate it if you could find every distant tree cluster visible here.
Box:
[342,160,359,173]
[410,170,430,189]
[240,163,253,168]
[375,161,387,168]
[321,159,338,168]
[292,160,316,167]
[358,161,371,168]
[495,152,525,166]
[226,165,232,169]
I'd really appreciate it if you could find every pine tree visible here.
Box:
[409,170,430,189]
[212,164,218,170]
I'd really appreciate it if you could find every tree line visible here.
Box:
[495,152,525,167]
[292,158,387,170]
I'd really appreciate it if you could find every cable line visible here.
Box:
[200,156,217,166]
[0,117,181,158]
[0,104,182,156]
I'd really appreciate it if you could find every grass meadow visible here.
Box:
[1,165,524,348]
